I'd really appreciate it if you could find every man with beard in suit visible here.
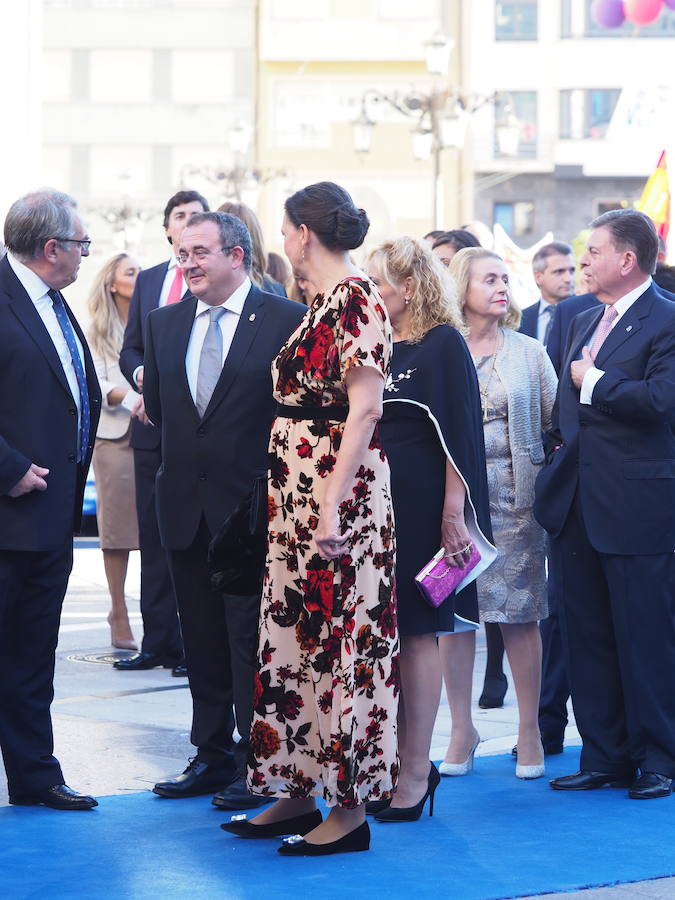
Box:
[117,190,208,675]
[144,211,305,808]
[0,189,101,809]
[535,209,675,800]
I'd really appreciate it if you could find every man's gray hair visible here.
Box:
[185,211,252,272]
[4,189,78,259]
[532,241,574,273]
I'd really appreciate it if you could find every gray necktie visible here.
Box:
[196,306,226,416]
[542,304,554,345]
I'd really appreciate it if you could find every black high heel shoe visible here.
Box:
[278,820,370,856]
[374,763,441,822]
[365,797,391,815]
[478,672,508,709]
[221,809,322,838]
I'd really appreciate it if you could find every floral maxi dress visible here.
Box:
[247,276,399,809]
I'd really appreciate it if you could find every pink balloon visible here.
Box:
[624,0,664,25]
[591,0,627,27]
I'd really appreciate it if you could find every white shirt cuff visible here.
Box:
[132,365,143,389]
[120,389,139,412]
[580,366,604,405]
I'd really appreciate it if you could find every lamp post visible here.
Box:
[352,31,521,228]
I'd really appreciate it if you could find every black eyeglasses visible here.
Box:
[175,245,238,266]
[54,237,92,251]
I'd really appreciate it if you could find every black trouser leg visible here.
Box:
[555,499,631,775]
[133,447,182,658]
[168,519,236,769]
[223,591,261,774]
[0,543,72,796]
[538,539,569,744]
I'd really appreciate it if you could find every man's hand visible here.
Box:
[131,394,151,426]
[136,366,144,391]
[8,463,49,498]
[571,346,594,389]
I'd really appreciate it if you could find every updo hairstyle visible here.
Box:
[284,181,369,252]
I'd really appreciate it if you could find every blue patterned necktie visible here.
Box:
[48,289,90,462]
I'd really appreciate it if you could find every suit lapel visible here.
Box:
[0,262,74,401]
[564,307,603,382]
[593,289,653,368]
[172,296,201,421]
[202,285,267,422]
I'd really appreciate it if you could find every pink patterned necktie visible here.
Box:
[589,304,618,361]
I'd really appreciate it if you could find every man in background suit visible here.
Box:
[519,241,576,345]
[144,212,305,807]
[117,190,208,674]
[545,292,601,376]
[535,209,675,800]
[0,190,101,809]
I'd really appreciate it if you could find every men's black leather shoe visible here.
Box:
[10,784,98,810]
[550,770,633,791]
[629,773,673,800]
[114,652,178,671]
[153,760,237,798]
[212,775,268,810]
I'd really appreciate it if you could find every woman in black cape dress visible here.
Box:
[366,238,495,821]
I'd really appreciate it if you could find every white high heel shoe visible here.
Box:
[515,744,545,779]
[439,736,480,776]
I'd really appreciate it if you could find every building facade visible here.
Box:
[464,0,675,245]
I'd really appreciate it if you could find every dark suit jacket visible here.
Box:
[534,283,675,555]
[0,256,101,550]
[143,284,306,550]
[518,301,540,339]
[546,293,601,375]
[119,260,178,451]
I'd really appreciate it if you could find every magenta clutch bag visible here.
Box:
[414,544,482,608]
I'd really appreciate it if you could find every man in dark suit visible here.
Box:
[0,190,101,809]
[117,190,208,674]
[519,241,576,344]
[143,212,305,807]
[535,209,675,800]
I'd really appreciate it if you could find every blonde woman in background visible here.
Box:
[87,254,141,650]
[365,238,495,822]
[440,247,557,780]
[218,201,287,296]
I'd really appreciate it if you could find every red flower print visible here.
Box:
[269,455,289,489]
[295,616,320,652]
[340,292,369,338]
[250,721,281,759]
[318,689,333,713]
[377,602,397,639]
[303,568,335,621]
[296,438,313,459]
[296,321,334,375]
[253,672,263,708]
[268,496,278,522]
[315,454,336,478]
[276,689,304,722]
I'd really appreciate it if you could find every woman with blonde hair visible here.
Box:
[440,247,557,780]
[365,237,496,821]
[87,253,141,649]
[217,201,287,296]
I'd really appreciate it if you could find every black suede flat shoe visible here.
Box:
[278,821,370,856]
[221,809,322,838]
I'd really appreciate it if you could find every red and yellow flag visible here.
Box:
[636,150,670,245]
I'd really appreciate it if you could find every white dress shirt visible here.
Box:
[7,252,85,431]
[580,276,652,404]
[185,277,251,405]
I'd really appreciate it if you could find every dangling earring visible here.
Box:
[301,247,306,263]
[404,297,410,306]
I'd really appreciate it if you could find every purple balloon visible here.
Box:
[664,0,675,9]
[591,0,627,27]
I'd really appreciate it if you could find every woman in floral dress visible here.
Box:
[223,182,398,856]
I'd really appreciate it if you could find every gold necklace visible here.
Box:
[476,331,502,423]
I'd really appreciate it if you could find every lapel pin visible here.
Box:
[626,325,633,332]
[249,313,256,322]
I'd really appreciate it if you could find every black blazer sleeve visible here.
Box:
[142,310,161,428]
[120,274,145,388]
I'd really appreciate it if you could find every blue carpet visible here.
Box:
[2,750,674,900]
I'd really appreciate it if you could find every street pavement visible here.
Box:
[2,539,673,900]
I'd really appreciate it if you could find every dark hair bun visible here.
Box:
[285,181,370,252]
[334,204,369,251]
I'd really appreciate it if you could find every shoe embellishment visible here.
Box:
[230,814,247,822]
[282,834,305,844]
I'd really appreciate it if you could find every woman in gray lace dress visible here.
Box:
[440,248,557,781]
